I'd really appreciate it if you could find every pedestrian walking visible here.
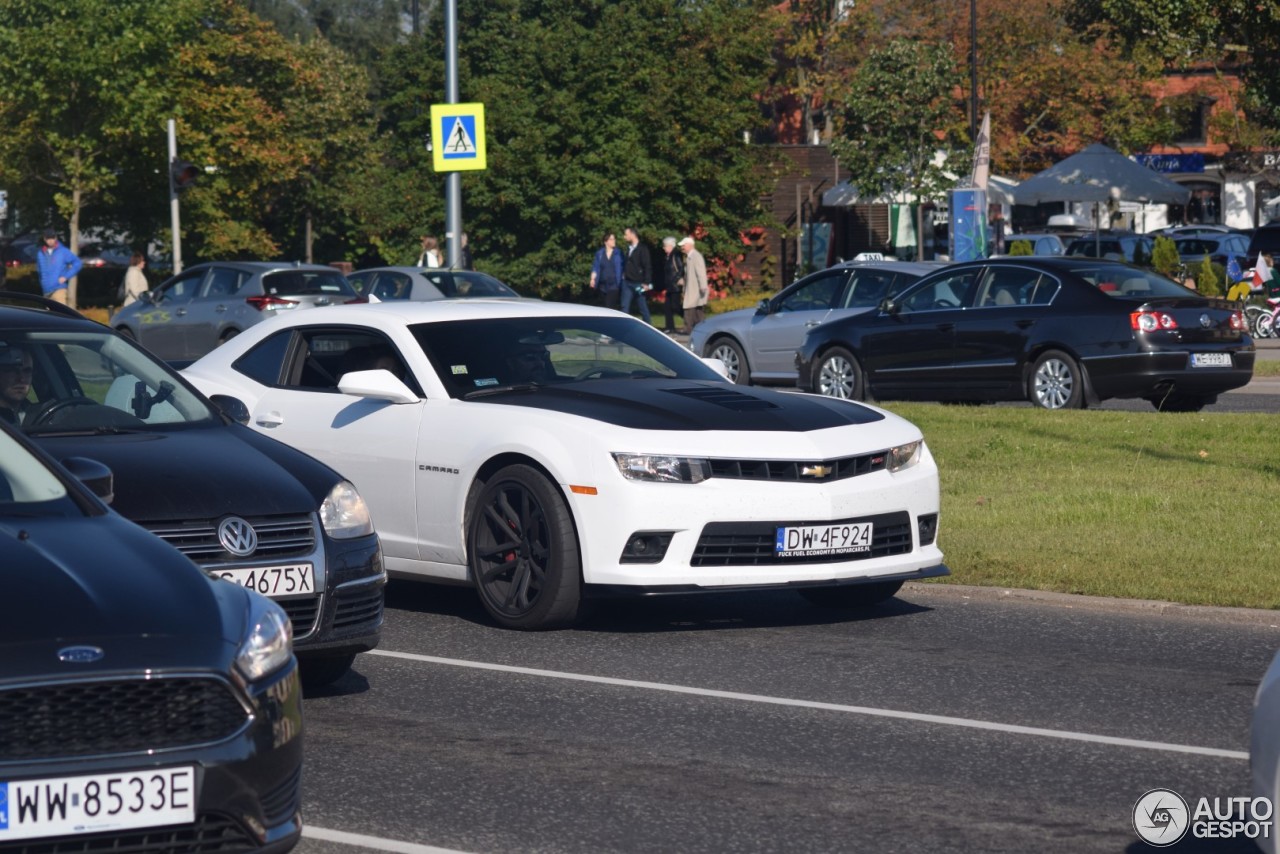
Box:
[679,236,708,332]
[460,232,474,271]
[121,253,149,307]
[417,235,441,268]
[621,227,653,324]
[36,228,81,305]
[660,236,684,333]
[589,232,624,310]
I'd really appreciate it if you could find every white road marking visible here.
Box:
[369,649,1248,761]
[303,825,470,853]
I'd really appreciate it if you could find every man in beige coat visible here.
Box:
[678,236,708,332]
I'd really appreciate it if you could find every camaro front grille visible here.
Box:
[692,511,913,567]
[0,813,258,854]
[0,677,248,762]
[708,451,887,483]
[143,515,315,564]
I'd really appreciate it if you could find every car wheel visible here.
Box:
[815,347,863,400]
[1028,350,1084,410]
[707,337,749,384]
[115,326,135,341]
[798,580,904,608]
[1151,393,1212,413]
[467,464,581,630]
[299,653,356,689]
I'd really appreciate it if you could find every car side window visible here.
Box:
[283,328,416,394]
[777,271,845,312]
[372,273,412,300]
[898,271,980,313]
[155,270,204,302]
[232,331,294,386]
[976,268,1041,307]
[200,267,243,299]
[346,273,372,296]
[1024,276,1060,305]
[841,270,896,309]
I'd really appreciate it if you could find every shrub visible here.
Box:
[1195,255,1223,296]
[708,289,772,315]
[1151,235,1180,277]
[1008,240,1033,256]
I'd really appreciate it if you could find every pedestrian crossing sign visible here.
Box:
[430,103,487,172]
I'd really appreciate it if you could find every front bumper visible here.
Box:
[293,534,385,657]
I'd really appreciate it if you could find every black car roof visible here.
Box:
[0,293,98,330]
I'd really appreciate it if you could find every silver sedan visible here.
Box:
[689,259,943,384]
[346,266,522,301]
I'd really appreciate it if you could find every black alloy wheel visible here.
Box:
[798,580,904,608]
[708,337,748,384]
[467,464,581,630]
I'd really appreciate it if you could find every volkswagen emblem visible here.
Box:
[1200,313,1213,328]
[58,645,104,664]
[218,516,259,557]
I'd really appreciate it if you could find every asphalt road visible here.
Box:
[292,584,1280,853]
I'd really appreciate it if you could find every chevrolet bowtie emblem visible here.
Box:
[801,464,832,478]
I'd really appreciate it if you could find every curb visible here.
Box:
[903,581,1280,628]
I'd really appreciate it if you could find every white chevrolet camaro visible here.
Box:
[183,300,946,629]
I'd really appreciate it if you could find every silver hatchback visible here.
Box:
[109,261,360,362]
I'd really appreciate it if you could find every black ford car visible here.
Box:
[796,257,1255,412]
[0,420,303,852]
[0,294,384,686]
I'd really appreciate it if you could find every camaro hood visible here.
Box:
[474,379,886,432]
[0,516,238,679]
[34,426,321,523]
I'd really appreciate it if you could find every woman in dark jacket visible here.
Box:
[660,236,685,334]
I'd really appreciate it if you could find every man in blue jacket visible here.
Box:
[36,228,81,305]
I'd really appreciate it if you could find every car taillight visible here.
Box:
[1130,311,1179,331]
[1230,310,1246,331]
[83,258,105,267]
[245,294,299,311]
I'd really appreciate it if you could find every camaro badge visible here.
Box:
[218,516,259,557]
[801,464,832,478]
[58,645,105,664]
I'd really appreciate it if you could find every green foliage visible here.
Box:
[1194,255,1222,296]
[1008,240,1034,256]
[708,289,772,315]
[1150,235,1180,277]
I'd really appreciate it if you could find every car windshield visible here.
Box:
[1071,265,1198,299]
[263,270,357,297]
[0,428,82,517]
[411,315,724,398]
[440,272,518,298]
[3,330,221,435]
[1066,240,1123,258]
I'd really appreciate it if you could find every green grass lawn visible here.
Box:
[882,403,1280,609]
[1254,359,1280,378]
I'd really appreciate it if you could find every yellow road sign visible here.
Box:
[430,103,487,172]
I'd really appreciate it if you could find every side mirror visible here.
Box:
[209,394,250,425]
[338,369,420,404]
[879,298,899,315]
[756,298,771,315]
[61,457,114,503]
[139,290,155,304]
[701,357,731,381]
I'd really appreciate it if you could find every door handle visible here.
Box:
[1016,319,1036,329]
[215,305,227,312]
[804,320,822,327]
[175,308,187,317]
[255,411,284,428]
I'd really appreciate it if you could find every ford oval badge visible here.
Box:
[58,645,105,664]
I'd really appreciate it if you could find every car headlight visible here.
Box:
[888,440,922,473]
[321,480,375,539]
[613,453,710,484]
[235,595,292,681]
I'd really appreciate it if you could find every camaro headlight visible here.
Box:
[235,595,292,681]
[613,453,710,484]
[888,440,922,473]
[320,480,375,539]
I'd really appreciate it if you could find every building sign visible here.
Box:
[1135,153,1205,174]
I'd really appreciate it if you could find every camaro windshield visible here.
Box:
[411,316,725,398]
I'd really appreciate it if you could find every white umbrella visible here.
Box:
[1012,143,1190,206]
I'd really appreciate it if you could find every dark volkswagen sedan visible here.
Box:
[0,422,302,852]
[0,294,384,685]
[796,258,1255,412]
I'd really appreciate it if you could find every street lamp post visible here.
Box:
[969,0,978,143]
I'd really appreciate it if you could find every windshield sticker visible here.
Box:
[474,378,499,387]
[451,365,468,375]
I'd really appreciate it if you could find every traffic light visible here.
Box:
[170,159,200,192]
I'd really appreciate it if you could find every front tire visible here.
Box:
[799,580,904,609]
[1029,350,1084,410]
[467,464,581,630]
[815,347,864,400]
[708,337,748,384]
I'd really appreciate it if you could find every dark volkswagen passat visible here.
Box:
[0,422,302,852]
[0,294,384,685]
[796,257,1255,412]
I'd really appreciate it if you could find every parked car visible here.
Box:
[77,241,136,270]
[1173,234,1250,271]
[1065,232,1155,263]
[795,257,1254,412]
[1,235,38,269]
[183,300,947,629]
[1247,223,1280,269]
[109,261,363,362]
[0,418,303,852]
[1253,647,1280,854]
[1001,233,1067,256]
[0,292,385,685]
[347,266,521,301]
[689,259,943,385]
